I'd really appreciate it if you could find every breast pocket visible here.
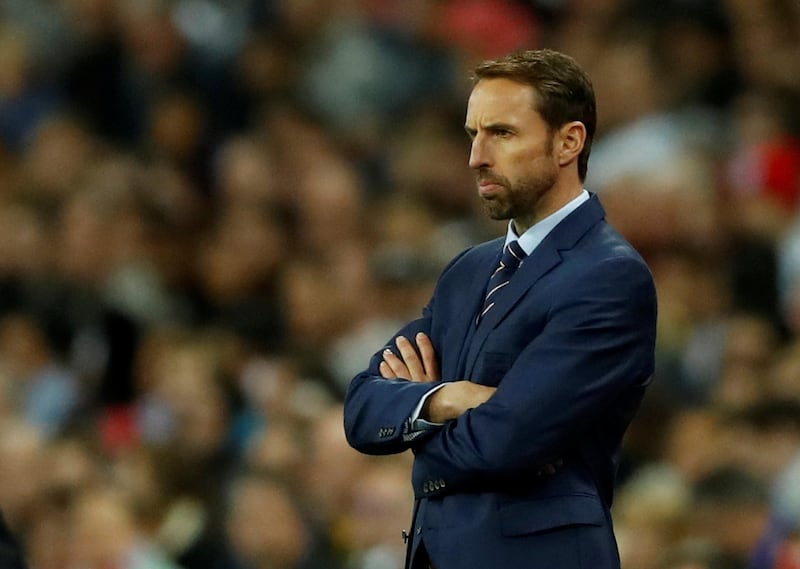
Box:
[476,351,514,386]
[475,324,531,386]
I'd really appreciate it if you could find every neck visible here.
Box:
[513,179,583,234]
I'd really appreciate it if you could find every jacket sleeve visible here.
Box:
[343,312,446,455]
[410,255,657,496]
[343,248,474,456]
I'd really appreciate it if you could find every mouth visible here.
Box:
[478,179,505,198]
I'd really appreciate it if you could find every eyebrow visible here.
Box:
[464,122,517,138]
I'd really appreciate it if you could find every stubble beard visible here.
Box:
[479,165,559,223]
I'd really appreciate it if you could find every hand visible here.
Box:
[425,381,496,423]
[379,333,439,383]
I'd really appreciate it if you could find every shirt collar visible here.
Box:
[505,190,590,255]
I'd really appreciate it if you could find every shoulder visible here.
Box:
[560,221,656,297]
[579,219,650,268]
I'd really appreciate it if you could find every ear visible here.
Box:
[556,121,586,168]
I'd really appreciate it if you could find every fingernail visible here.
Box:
[416,332,425,341]
[384,348,392,355]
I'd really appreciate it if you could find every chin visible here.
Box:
[482,201,511,221]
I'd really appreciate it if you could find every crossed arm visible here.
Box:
[379,333,496,423]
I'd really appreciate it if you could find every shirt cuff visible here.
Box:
[409,383,447,432]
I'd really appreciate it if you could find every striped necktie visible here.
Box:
[477,240,527,324]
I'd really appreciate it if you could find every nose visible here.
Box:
[468,136,490,170]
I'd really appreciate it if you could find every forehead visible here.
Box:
[466,78,540,124]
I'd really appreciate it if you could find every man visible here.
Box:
[343,49,657,569]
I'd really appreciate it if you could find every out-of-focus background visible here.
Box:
[0,0,798,568]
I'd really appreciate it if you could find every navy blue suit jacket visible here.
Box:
[344,195,657,569]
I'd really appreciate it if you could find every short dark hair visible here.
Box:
[473,49,597,181]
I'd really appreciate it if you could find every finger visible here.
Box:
[383,348,411,379]
[415,333,439,382]
[395,336,425,381]
[379,360,395,379]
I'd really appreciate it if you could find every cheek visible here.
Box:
[513,137,555,165]
[512,153,558,182]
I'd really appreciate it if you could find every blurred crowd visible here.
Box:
[0,0,798,568]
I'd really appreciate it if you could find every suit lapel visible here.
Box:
[463,195,607,378]
[450,239,504,378]
[463,246,562,377]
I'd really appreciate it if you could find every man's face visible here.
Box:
[465,78,559,233]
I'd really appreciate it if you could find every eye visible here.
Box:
[491,127,514,138]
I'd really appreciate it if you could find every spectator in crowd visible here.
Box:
[67,483,182,569]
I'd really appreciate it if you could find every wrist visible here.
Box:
[425,385,455,423]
